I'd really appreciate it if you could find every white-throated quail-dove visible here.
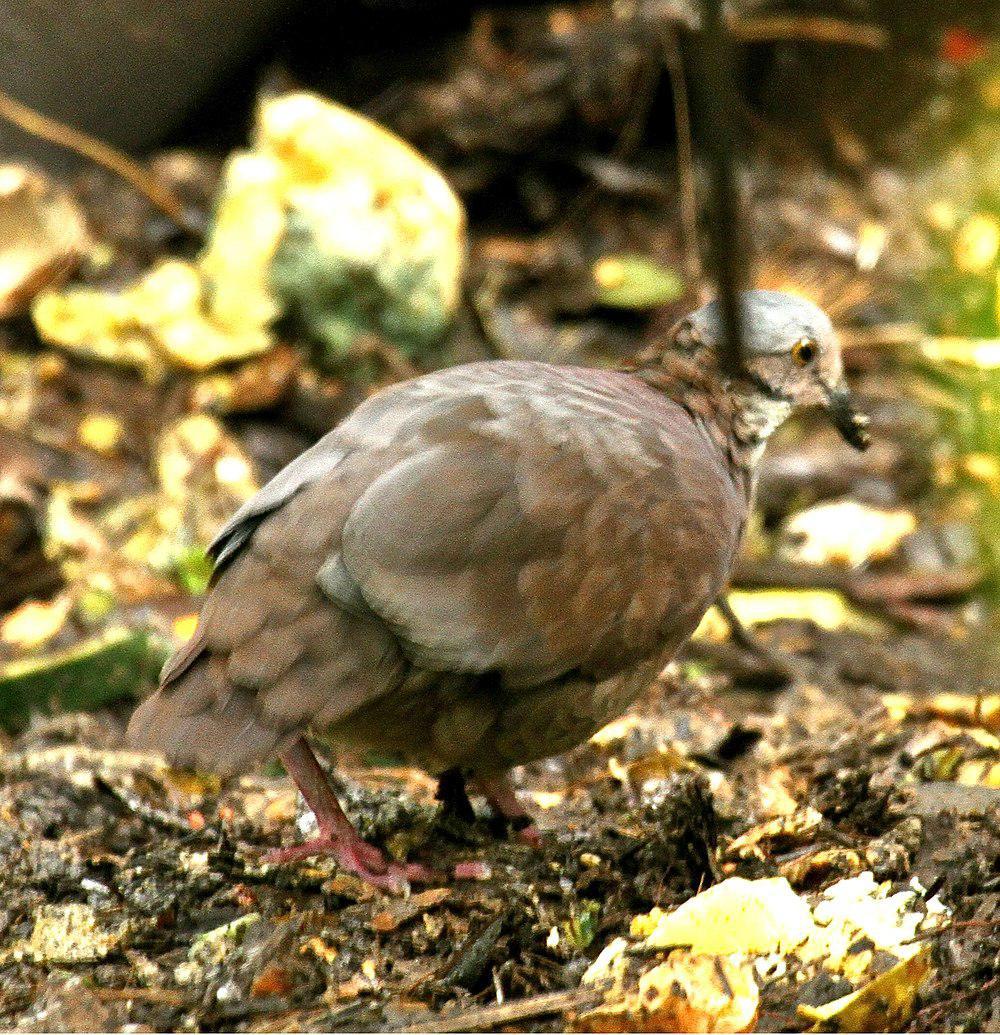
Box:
[128,290,870,890]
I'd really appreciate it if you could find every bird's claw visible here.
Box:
[263,835,489,893]
[264,835,434,891]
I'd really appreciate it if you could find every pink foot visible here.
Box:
[515,824,543,849]
[265,835,440,893]
[474,773,543,848]
[268,739,490,894]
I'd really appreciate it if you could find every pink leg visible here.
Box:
[474,773,542,848]
[266,738,447,893]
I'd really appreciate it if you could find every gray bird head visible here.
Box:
[671,290,871,450]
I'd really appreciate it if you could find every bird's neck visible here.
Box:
[729,392,793,464]
[630,351,787,482]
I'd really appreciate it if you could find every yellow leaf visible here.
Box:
[172,613,200,644]
[590,254,684,310]
[590,714,652,746]
[924,200,957,232]
[618,744,693,789]
[953,214,1000,273]
[802,873,937,973]
[77,413,124,454]
[26,903,127,964]
[781,499,916,568]
[0,595,71,651]
[0,165,88,319]
[706,590,881,635]
[577,950,759,1033]
[529,790,564,809]
[882,691,1000,734]
[640,877,816,955]
[963,452,1000,485]
[33,260,273,377]
[725,807,824,860]
[300,936,338,964]
[920,336,1000,369]
[956,758,1000,788]
[798,945,931,1032]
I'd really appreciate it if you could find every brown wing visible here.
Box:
[333,365,745,684]
[127,361,744,774]
[127,469,408,774]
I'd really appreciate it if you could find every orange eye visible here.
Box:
[792,338,817,366]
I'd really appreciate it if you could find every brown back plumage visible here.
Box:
[127,360,750,776]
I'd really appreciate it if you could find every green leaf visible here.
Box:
[0,627,170,731]
[173,544,214,596]
[592,255,684,310]
[565,900,601,949]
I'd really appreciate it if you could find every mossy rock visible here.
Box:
[0,626,170,731]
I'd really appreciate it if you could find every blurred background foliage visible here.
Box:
[0,0,997,726]
[2,5,1000,1031]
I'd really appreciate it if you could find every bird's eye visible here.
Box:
[792,338,817,366]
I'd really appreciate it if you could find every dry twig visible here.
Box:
[661,26,702,287]
[0,88,197,234]
[732,560,984,605]
[731,14,888,50]
[398,987,605,1033]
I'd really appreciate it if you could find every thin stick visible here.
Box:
[0,88,196,234]
[398,987,606,1033]
[732,15,888,50]
[692,0,746,376]
[732,559,984,604]
[661,27,702,287]
[659,7,889,50]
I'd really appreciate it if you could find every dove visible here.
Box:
[128,290,869,890]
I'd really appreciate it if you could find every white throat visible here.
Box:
[733,393,793,464]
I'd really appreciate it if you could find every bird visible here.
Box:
[128,290,870,891]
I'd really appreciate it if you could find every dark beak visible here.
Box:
[825,384,871,451]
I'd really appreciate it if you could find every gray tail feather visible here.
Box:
[158,623,208,688]
[126,658,287,776]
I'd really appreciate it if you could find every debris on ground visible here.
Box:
[0,165,89,320]
[0,5,998,1032]
[33,92,465,382]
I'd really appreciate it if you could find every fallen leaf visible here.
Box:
[0,626,169,732]
[883,691,1000,735]
[0,594,72,651]
[587,873,947,1035]
[577,950,758,1033]
[25,904,127,964]
[779,847,866,887]
[33,260,274,378]
[300,936,338,964]
[77,413,125,455]
[639,877,816,956]
[797,945,931,1031]
[368,889,451,934]
[781,499,917,568]
[696,589,882,635]
[0,165,88,319]
[953,214,1000,274]
[724,807,824,863]
[251,965,294,998]
[190,344,300,413]
[203,92,466,364]
[591,254,684,310]
[189,913,262,965]
[800,872,943,979]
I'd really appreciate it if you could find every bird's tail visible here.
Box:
[126,654,291,776]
